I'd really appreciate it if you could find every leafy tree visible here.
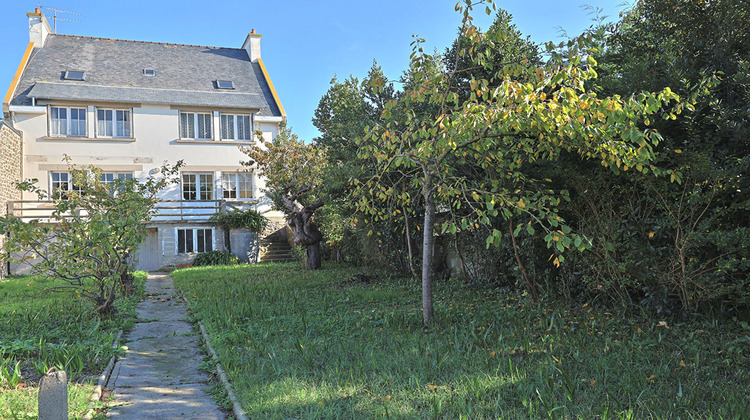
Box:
[241,123,327,269]
[313,64,418,268]
[0,160,182,315]
[354,1,681,326]
[556,0,750,311]
[444,8,541,102]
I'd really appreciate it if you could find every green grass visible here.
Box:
[173,263,750,419]
[0,272,146,419]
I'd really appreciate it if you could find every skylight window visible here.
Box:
[63,70,85,81]
[216,80,235,89]
[143,69,156,76]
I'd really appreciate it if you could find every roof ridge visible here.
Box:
[49,33,240,51]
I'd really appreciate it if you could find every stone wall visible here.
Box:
[0,122,23,277]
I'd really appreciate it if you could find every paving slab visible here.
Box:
[108,273,224,419]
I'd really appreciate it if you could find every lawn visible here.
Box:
[0,272,146,419]
[173,263,750,419]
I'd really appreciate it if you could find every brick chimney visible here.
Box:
[242,29,262,62]
[27,8,52,48]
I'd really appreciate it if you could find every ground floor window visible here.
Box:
[177,228,213,254]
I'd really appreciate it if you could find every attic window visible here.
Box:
[216,80,235,89]
[63,70,85,81]
[143,69,156,76]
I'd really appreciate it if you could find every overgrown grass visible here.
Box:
[173,263,750,419]
[0,272,146,419]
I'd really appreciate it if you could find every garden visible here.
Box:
[0,272,146,419]
[173,263,750,418]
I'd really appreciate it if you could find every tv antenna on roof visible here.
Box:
[37,4,80,33]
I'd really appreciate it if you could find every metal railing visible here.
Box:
[6,199,259,223]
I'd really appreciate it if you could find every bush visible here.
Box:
[210,209,268,233]
[193,251,239,267]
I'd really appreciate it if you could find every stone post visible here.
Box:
[38,370,67,420]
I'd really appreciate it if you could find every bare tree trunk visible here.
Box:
[96,279,118,315]
[421,173,435,327]
[307,243,322,270]
[282,188,324,270]
[509,219,538,302]
[403,206,419,280]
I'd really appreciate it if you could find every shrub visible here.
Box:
[210,209,268,233]
[193,251,239,267]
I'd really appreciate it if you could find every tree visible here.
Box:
[555,0,750,311]
[354,1,681,327]
[241,124,327,269]
[312,64,414,268]
[0,160,182,315]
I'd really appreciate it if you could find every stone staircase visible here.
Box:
[259,227,294,263]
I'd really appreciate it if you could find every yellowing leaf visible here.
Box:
[648,232,655,238]
[675,149,682,153]
[517,199,526,208]
[679,360,686,367]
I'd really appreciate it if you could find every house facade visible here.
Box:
[2,10,285,272]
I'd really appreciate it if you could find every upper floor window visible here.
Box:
[180,112,212,140]
[221,172,252,199]
[97,108,131,138]
[50,106,86,137]
[182,173,214,201]
[220,114,253,141]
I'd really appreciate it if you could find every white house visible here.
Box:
[2,9,286,271]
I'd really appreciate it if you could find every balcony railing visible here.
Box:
[6,199,259,223]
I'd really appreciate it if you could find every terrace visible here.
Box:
[6,199,259,223]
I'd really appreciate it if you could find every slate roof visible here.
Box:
[11,34,282,116]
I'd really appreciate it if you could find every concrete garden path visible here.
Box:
[107,272,225,419]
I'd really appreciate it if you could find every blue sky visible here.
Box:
[0,1,629,140]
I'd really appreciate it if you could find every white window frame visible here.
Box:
[49,172,85,197]
[181,173,214,201]
[100,172,133,184]
[220,113,254,141]
[221,172,253,199]
[49,106,87,137]
[176,227,214,254]
[179,111,213,140]
[96,108,132,138]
